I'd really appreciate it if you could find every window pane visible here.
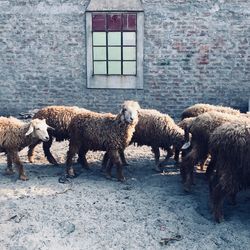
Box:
[92,14,106,31]
[123,32,136,45]
[108,47,121,60]
[108,32,121,45]
[93,32,106,46]
[123,61,136,75]
[93,47,106,60]
[94,61,107,74]
[123,14,136,31]
[107,14,122,31]
[108,61,121,74]
[123,47,136,60]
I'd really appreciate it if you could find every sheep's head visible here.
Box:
[25,119,54,142]
[119,101,140,124]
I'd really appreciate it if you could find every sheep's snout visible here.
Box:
[43,136,50,142]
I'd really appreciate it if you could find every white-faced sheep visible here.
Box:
[181,103,240,120]
[180,111,241,192]
[0,117,52,180]
[28,106,89,165]
[66,101,140,181]
[209,120,250,222]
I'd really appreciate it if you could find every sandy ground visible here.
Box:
[0,142,249,250]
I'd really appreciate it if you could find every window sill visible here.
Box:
[87,75,143,89]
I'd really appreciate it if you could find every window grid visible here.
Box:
[92,13,137,76]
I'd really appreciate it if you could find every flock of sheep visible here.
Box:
[0,102,249,223]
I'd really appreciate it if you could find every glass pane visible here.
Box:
[92,14,106,31]
[108,32,121,45]
[94,61,107,74]
[108,61,121,74]
[107,14,122,31]
[123,61,136,75]
[93,32,106,46]
[123,14,136,31]
[108,47,121,60]
[123,47,136,60]
[93,47,106,60]
[123,32,136,45]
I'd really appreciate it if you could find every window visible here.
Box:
[92,13,137,76]
[86,0,144,89]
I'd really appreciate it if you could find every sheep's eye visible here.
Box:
[36,128,40,131]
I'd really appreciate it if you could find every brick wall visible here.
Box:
[0,0,249,119]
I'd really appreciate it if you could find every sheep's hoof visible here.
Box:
[48,158,58,166]
[28,156,34,163]
[154,166,162,172]
[215,214,224,223]
[183,183,191,193]
[105,174,112,180]
[5,168,15,175]
[67,168,75,177]
[118,176,126,182]
[19,174,29,181]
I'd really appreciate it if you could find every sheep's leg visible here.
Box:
[101,152,109,172]
[228,192,237,206]
[174,148,180,162]
[159,146,174,168]
[109,150,125,181]
[105,158,113,179]
[28,141,41,163]
[206,156,216,179]
[119,149,129,166]
[66,141,79,177]
[198,155,208,171]
[43,136,58,165]
[11,151,28,181]
[152,147,161,172]
[212,183,226,223]
[5,153,15,175]
[180,148,199,192]
[78,147,89,170]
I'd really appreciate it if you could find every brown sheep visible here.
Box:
[0,117,52,180]
[66,101,140,181]
[28,106,89,165]
[131,109,186,170]
[209,120,250,222]
[180,111,241,192]
[181,103,240,120]
[102,109,187,172]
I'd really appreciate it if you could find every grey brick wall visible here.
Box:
[0,0,249,119]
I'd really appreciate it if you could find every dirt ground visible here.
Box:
[0,142,249,250]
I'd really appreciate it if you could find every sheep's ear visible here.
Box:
[47,125,55,131]
[25,124,34,136]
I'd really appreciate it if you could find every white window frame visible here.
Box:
[86,12,144,89]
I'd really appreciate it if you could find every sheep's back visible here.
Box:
[69,112,129,151]
[33,106,89,140]
[181,103,240,120]
[0,117,25,149]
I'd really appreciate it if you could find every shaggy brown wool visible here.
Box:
[66,101,140,181]
[131,109,186,169]
[209,120,250,222]
[28,105,89,165]
[180,111,243,192]
[0,117,50,180]
[181,103,240,120]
